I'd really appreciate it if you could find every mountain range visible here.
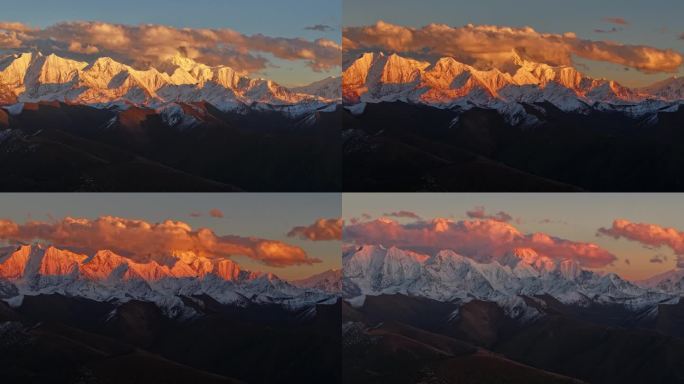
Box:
[0,52,340,115]
[343,50,683,120]
[0,244,340,317]
[343,244,682,317]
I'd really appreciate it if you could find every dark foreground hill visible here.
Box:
[0,294,341,384]
[0,102,341,191]
[342,294,684,384]
[343,102,684,192]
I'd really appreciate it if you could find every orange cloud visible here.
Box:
[0,216,319,267]
[602,17,629,26]
[68,41,99,54]
[598,219,684,267]
[344,217,616,267]
[343,21,683,73]
[287,218,342,241]
[0,21,341,74]
[0,22,33,33]
[209,208,224,218]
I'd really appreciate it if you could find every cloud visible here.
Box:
[287,218,342,241]
[68,41,99,54]
[361,213,372,220]
[598,219,684,268]
[594,27,620,34]
[650,254,667,263]
[0,216,319,267]
[343,21,683,73]
[383,210,422,220]
[344,217,617,267]
[0,22,34,33]
[539,218,568,225]
[466,206,513,223]
[189,212,203,218]
[0,21,341,74]
[209,208,224,219]
[305,24,334,32]
[602,17,629,26]
[680,32,684,40]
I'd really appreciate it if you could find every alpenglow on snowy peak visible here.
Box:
[0,52,340,114]
[342,51,684,115]
[342,245,679,312]
[0,244,338,315]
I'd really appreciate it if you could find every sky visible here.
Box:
[0,0,342,86]
[0,193,341,280]
[343,0,684,87]
[343,193,684,281]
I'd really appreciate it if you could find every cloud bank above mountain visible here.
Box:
[343,21,683,74]
[598,219,684,268]
[0,216,320,267]
[0,21,341,74]
[344,216,617,267]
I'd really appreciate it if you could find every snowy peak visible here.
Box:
[291,76,341,101]
[379,53,430,84]
[292,269,341,293]
[39,246,87,276]
[0,245,38,279]
[0,52,33,86]
[641,76,684,100]
[639,268,684,294]
[36,54,87,84]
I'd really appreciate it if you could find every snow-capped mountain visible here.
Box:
[0,52,338,116]
[291,76,341,101]
[639,268,684,295]
[0,244,336,316]
[641,76,684,101]
[291,269,341,293]
[343,245,677,312]
[343,51,684,120]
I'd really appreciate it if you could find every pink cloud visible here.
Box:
[0,216,319,267]
[598,219,684,267]
[344,217,617,267]
[287,218,342,241]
